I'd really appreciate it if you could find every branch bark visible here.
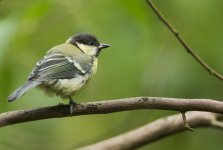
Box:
[146,0,223,81]
[78,112,223,150]
[1,97,223,127]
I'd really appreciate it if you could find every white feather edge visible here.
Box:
[65,57,86,74]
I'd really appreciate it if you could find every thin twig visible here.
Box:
[181,111,194,131]
[146,0,223,81]
[210,119,223,129]
[78,112,223,150]
[1,97,223,127]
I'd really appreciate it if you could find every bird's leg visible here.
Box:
[69,97,78,116]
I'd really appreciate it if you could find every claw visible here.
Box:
[69,97,77,116]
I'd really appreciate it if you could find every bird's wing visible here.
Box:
[28,52,93,81]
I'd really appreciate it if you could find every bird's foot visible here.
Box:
[69,97,78,116]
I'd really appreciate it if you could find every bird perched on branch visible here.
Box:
[8,33,110,115]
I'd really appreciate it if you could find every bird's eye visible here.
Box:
[88,41,94,46]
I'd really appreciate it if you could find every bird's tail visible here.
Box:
[8,81,41,102]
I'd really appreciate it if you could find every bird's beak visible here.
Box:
[99,43,110,50]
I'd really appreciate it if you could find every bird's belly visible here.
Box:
[42,75,91,98]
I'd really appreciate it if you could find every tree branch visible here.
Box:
[1,97,223,127]
[145,0,223,81]
[79,112,223,150]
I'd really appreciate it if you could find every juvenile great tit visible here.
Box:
[8,33,110,114]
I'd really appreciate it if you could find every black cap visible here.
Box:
[70,33,100,47]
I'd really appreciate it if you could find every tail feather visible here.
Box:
[8,81,41,102]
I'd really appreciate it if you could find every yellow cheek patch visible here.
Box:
[77,43,97,56]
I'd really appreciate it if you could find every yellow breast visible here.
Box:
[91,58,98,75]
[42,57,98,99]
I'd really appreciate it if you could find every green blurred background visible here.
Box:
[1,0,223,149]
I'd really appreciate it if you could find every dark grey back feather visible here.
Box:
[28,53,93,81]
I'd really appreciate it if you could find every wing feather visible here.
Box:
[28,53,90,81]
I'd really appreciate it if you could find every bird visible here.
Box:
[8,33,110,115]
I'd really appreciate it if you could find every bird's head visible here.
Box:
[66,33,110,57]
